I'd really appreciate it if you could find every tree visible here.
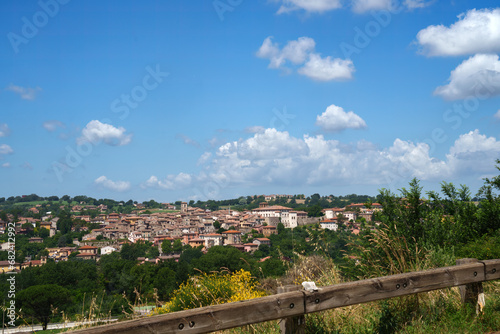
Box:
[17,284,71,330]
[161,239,173,255]
[173,239,183,253]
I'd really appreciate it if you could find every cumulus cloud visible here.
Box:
[245,126,266,134]
[277,0,342,14]
[0,144,13,155]
[416,8,500,57]
[43,120,66,132]
[351,0,393,13]
[298,54,355,81]
[94,176,131,192]
[404,0,433,10]
[77,120,132,146]
[257,36,354,81]
[446,130,500,175]
[434,54,500,100]
[142,173,192,190]
[0,124,10,137]
[257,37,315,69]
[494,110,500,120]
[275,0,431,14]
[6,84,42,100]
[192,128,500,192]
[316,104,367,132]
[197,152,212,165]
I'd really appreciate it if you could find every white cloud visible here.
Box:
[257,36,354,81]
[351,0,393,13]
[404,0,433,10]
[77,120,132,146]
[6,84,42,100]
[494,110,500,120]
[256,37,315,69]
[416,8,500,57]
[0,124,10,137]
[43,120,65,132]
[298,54,354,81]
[0,123,10,137]
[434,54,500,100]
[275,0,433,14]
[446,130,500,174]
[1,162,10,168]
[197,152,212,165]
[94,176,131,192]
[316,104,367,132]
[245,126,266,134]
[277,0,342,14]
[192,128,500,191]
[142,173,192,190]
[0,144,13,155]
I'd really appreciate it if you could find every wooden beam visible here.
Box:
[456,259,483,306]
[67,259,500,334]
[303,262,486,314]
[68,290,305,334]
[278,286,305,334]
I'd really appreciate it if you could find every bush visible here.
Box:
[153,269,266,314]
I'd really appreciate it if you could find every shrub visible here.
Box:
[152,269,266,314]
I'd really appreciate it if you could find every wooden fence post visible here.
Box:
[456,258,484,312]
[277,285,305,334]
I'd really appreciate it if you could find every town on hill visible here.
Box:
[0,193,377,269]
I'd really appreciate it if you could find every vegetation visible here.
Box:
[1,161,500,332]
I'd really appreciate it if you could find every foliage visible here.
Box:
[17,284,72,330]
[152,269,266,314]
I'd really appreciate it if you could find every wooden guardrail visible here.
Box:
[69,258,500,334]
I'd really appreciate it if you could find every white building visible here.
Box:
[101,246,118,255]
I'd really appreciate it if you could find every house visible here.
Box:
[0,260,20,273]
[188,238,205,249]
[262,225,277,237]
[200,233,224,249]
[322,208,344,220]
[40,221,52,230]
[77,245,99,260]
[320,219,339,231]
[100,246,118,255]
[253,238,271,246]
[21,256,47,269]
[251,204,291,218]
[222,230,242,245]
[29,237,43,243]
[243,243,259,253]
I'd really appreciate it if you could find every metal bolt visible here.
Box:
[474,271,477,276]
[396,284,400,289]
[315,298,320,304]
[189,321,195,328]
[290,303,294,309]
[492,268,497,274]
[403,283,407,288]
[178,323,184,330]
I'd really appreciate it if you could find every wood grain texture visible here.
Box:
[68,291,305,334]
[303,262,486,314]
[482,259,500,281]
[66,259,500,334]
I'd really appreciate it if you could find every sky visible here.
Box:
[1,0,500,203]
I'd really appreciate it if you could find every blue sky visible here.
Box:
[1,0,500,202]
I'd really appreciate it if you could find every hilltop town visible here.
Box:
[0,193,379,271]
